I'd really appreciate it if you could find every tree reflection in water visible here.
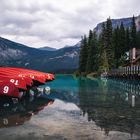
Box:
[78,78,140,136]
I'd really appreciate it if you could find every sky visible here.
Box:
[0,0,140,49]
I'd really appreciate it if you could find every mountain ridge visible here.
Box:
[39,46,57,51]
[94,15,140,36]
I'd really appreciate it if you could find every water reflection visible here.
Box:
[0,96,54,128]
[78,78,140,136]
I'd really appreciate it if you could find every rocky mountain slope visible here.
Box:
[94,17,131,36]
[0,37,80,72]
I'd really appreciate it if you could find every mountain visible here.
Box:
[94,15,140,36]
[0,37,80,73]
[39,46,57,51]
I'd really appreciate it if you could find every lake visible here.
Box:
[0,75,140,140]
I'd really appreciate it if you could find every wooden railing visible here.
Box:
[107,65,140,79]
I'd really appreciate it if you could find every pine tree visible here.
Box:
[130,15,137,49]
[125,27,130,51]
[98,23,109,73]
[136,31,140,49]
[119,22,126,54]
[86,30,93,73]
[101,22,106,48]
[105,17,114,69]
[118,22,128,66]
[88,30,93,48]
[86,31,98,73]
[79,35,88,73]
[113,23,129,67]
[113,26,120,68]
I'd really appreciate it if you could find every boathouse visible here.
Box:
[129,15,140,66]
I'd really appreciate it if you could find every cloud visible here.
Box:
[0,0,140,48]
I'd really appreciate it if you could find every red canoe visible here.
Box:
[0,81,20,97]
[0,75,27,90]
[0,68,47,84]
[0,71,32,87]
[4,67,54,81]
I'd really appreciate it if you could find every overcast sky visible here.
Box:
[0,0,140,48]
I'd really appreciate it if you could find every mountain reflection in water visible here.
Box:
[0,96,54,128]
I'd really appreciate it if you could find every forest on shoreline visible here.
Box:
[77,16,140,77]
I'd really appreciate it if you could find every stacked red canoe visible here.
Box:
[0,67,54,98]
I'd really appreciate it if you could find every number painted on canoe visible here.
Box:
[10,79,19,85]
[3,86,9,94]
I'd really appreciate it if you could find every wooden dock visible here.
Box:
[107,65,140,79]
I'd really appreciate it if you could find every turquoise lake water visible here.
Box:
[0,75,140,140]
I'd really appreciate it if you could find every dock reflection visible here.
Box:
[78,78,140,136]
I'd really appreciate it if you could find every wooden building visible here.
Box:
[129,15,140,66]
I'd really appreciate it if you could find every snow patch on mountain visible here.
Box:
[49,51,79,60]
[64,51,78,58]
[0,48,26,60]
[25,63,30,66]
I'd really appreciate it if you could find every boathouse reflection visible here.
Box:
[78,78,140,136]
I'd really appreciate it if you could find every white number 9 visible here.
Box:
[3,86,9,94]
